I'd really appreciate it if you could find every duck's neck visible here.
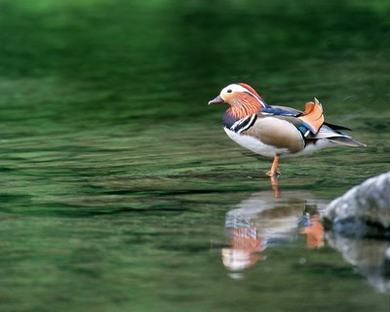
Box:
[223,103,261,128]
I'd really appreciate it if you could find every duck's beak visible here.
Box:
[208,95,225,105]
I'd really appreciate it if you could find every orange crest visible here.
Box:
[239,83,262,99]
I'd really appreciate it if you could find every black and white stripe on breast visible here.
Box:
[230,114,257,134]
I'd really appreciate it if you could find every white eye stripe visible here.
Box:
[243,91,263,104]
[221,84,247,94]
[220,83,265,107]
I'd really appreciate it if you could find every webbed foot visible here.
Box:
[266,170,281,177]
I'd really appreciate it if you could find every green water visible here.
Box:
[0,0,389,311]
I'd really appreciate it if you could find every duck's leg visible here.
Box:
[266,154,281,177]
[270,175,281,198]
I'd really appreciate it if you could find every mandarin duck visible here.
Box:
[208,83,365,176]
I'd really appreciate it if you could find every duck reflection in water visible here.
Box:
[222,184,328,271]
[221,179,390,291]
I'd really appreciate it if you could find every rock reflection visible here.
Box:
[222,191,328,271]
[327,232,390,293]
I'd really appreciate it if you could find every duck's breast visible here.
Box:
[224,127,289,158]
[246,117,305,153]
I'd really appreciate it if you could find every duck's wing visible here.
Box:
[298,99,324,134]
[262,105,301,117]
[238,98,364,154]
[263,101,351,131]
[249,114,365,148]
[270,108,365,147]
[259,99,325,136]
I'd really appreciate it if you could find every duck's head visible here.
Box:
[208,83,266,109]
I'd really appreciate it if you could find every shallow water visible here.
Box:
[0,0,389,311]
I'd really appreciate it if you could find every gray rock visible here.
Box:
[323,172,390,237]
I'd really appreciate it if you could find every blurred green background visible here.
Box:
[0,0,389,311]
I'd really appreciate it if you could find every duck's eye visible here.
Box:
[227,89,232,93]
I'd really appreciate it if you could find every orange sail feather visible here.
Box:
[298,98,324,134]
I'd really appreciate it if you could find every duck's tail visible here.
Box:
[327,136,367,147]
[315,124,366,147]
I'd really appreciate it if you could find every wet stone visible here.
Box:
[323,172,390,237]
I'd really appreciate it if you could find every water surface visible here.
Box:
[0,0,389,311]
